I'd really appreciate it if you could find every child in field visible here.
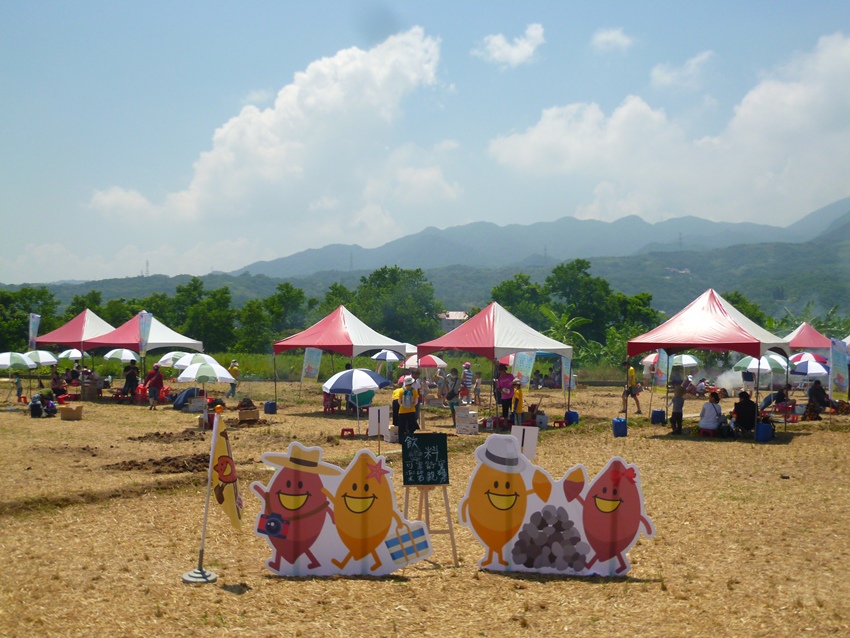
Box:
[14,373,23,401]
[668,385,686,434]
[510,378,524,425]
[472,371,481,406]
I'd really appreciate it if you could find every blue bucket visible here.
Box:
[755,421,774,443]
[565,410,579,425]
[264,401,277,415]
[651,409,666,424]
[612,417,628,437]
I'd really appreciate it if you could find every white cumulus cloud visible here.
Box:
[85,27,443,275]
[472,23,545,68]
[651,50,714,89]
[489,33,850,226]
[591,28,634,53]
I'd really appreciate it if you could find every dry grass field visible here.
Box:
[1,379,849,637]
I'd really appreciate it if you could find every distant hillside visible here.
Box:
[4,198,850,320]
[233,197,850,279]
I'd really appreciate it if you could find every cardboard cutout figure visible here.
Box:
[459,435,653,576]
[251,444,432,576]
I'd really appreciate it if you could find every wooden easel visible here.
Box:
[403,485,458,567]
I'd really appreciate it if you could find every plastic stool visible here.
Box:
[18,396,28,404]
[553,420,567,428]
[340,428,355,439]
[699,428,717,438]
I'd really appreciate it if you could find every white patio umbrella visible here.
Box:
[322,368,391,435]
[0,352,37,370]
[371,349,404,362]
[790,360,829,377]
[789,352,828,364]
[156,351,191,367]
[732,354,790,374]
[57,349,90,362]
[174,353,220,370]
[24,350,59,366]
[103,348,140,363]
[0,352,37,402]
[641,353,701,368]
[404,354,448,369]
[178,362,235,424]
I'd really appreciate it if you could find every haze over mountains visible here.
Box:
[233,197,850,278]
[4,197,850,318]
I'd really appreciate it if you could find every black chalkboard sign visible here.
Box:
[400,433,449,486]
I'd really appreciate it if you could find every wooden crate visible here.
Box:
[238,409,260,422]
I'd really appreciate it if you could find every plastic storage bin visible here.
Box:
[612,417,628,437]
[651,409,666,424]
[264,401,277,415]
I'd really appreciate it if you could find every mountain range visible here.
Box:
[4,197,850,318]
[233,197,850,277]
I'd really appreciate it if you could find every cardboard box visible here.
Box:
[187,397,206,413]
[59,405,83,421]
[238,409,259,422]
[384,426,399,443]
[456,422,478,435]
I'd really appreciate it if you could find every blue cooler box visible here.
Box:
[651,409,666,424]
[755,421,774,443]
[264,401,277,415]
[565,410,580,425]
[612,417,628,437]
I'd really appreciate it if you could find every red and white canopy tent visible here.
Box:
[272,305,406,400]
[627,289,790,416]
[36,309,115,354]
[418,302,574,413]
[627,289,789,359]
[784,321,831,354]
[86,313,203,354]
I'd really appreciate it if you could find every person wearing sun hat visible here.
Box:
[226,359,240,398]
[396,375,419,436]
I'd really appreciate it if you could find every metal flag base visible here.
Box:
[182,568,218,584]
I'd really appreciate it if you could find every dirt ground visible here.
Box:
[1,380,849,637]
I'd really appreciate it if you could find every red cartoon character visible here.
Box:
[563,457,654,575]
[251,442,340,573]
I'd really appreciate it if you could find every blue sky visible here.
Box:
[3,1,850,284]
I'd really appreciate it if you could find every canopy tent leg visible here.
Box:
[273,355,278,405]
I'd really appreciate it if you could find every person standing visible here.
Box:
[495,364,515,422]
[510,378,524,425]
[446,368,462,427]
[668,385,686,434]
[397,375,419,435]
[144,363,164,410]
[460,362,473,404]
[472,371,482,406]
[226,359,239,398]
[122,361,139,401]
[621,360,642,414]
[14,373,23,401]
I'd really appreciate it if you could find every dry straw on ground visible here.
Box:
[1,380,849,637]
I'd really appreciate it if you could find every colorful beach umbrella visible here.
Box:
[0,352,37,370]
[789,352,828,364]
[790,360,829,376]
[24,350,59,366]
[103,349,140,363]
[732,354,790,374]
[404,354,447,369]
[322,368,390,395]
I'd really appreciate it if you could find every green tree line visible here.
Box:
[3,260,850,363]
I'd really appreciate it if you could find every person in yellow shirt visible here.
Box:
[510,378,524,425]
[397,375,419,436]
[621,360,642,414]
[226,360,240,398]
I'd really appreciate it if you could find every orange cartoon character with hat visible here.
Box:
[251,442,341,574]
[460,434,552,568]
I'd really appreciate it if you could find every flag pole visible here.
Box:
[182,406,222,584]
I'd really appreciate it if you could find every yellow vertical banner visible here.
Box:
[211,411,243,528]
